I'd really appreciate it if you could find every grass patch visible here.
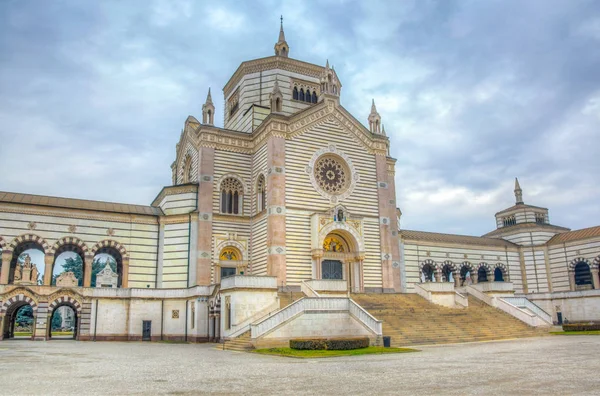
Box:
[550,330,600,335]
[52,332,74,336]
[253,346,419,358]
[14,332,32,337]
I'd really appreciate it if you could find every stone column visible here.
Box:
[454,272,461,288]
[83,254,93,287]
[472,271,478,284]
[1,250,13,284]
[592,268,599,290]
[121,257,129,288]
[434,270,442,283]
[375,154,402,292]
[266,134,287,288]
[43,254,54,286]
[568,270,576,291]
[196,146,215,286]
[312,249,323,280]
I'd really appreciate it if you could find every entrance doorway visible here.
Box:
[322,260,343,280]
[142,321,152,341]
[9,304,34,339]
[49,305,77,340]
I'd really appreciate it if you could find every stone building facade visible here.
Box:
[0,25,598,343]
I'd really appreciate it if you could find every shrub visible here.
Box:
[290,337,370,350]
[562,323,600,332]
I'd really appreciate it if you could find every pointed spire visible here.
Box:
[274,16,289,57]
[381,124,386,136]
[368,99,382,134]
[325,59,330,69]
[205,88,213,104]
[278,15,286,43]
[514,177,523,204]
[371,99,377,114]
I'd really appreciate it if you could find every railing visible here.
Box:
[348,299,383,335]
[228,299,281,339]
[455,291,469,308]
[250,297,382,339]
[465,285,494,306]
[502,297,552,324]
[472,282,515,293]
[417,282,456,292]
[414,283,431,302]
[494,298,542,327]
[304,279,347,293]
[220,275,278,290]
[301,281,320,298]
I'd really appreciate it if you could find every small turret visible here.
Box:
[202,88,215,125]
[270,78,283,113]
[368,99,382,134]
[514,177,523,204]
[274,16,289,57]
[319,60,341,98]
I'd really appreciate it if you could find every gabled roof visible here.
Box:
[0,191,163,216]
[483,222,570,237]
[547,225,600,245]
[400,229,517,248]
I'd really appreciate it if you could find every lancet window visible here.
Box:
[220,178,244,215]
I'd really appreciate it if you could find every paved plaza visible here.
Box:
[0,336,598,395]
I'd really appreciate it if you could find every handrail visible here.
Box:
[495,297,541,327]
[250,297,382,339]
[300,280,320,297]
[413,283,431,302]
[455,291,468,308]
[501,297,552,324]
[228,299,281,339]
[465,285,494,306]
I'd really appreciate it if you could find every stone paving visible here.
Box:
[0,336,598,395]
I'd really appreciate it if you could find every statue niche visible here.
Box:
[14,254,40,285]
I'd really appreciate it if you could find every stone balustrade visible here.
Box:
[472,282,515,293]
[0,284,214,299]
[220,275,278,291]
[304,279,347,292]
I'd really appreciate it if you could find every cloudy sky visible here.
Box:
[1,0,599,237]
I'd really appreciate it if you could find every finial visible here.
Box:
[206,87,213,104]
[382,124,386,135]
[278,15,286,43]
[514,177,523,204]
[326,59,330,69]
[371,99,377,113]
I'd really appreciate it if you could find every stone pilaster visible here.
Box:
[592,267,599,290]
[375,155,401,292]
[568,270,576,291]
[266,136,287,287]
[196,146,215,286]
[83,254,93,287]
[1,250,13,284]
[43,254,54,286]
[121,257,129,288]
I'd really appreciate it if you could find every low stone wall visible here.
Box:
[525,289,600,323]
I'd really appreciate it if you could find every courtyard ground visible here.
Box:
[0,336,598,395]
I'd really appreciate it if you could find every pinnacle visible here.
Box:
[371,99,377,113]
[205,88,213,104]
[278,15,286,43]
[514,177,521,190]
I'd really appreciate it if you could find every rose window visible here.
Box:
[314,156,349,195]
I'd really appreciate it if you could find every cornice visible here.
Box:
[0,203,159,225]
[151,184,198,207]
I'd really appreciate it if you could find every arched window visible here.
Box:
[574,262,593,286]
[421,264,435,282]
[299,88,305,101]
[256,175,266,213]
[220,177,244,215]
[312,91,318,103]
[275,97,282,112]
[478,267,488,282]
[494,267,504,282]
[293,87,298,100]
[305,90,312,103]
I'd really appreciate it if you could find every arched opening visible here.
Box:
[275,97,282,112]
[299,88,305,101]
[477,266,488,282]
[220,177,243,215]
[12,304,34,339]
[312,91,317,103]
[9,241,45,285]
[218,246,242,283]
[421,264,435,283]
[2,299,36,340]
[441,264,455,283]
[494,267,505,282]
[48,304,77,340]
[293,87,298,100]
[574,262,593,287]
[207,109,213,124]
[182,155,192,184]
[256,174,266,213]
[459,264,473,286]
[93,250,122,287]
[320,231,362,291]
[52,243,86,287]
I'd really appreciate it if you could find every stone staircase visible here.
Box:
[222,330,253,351]
[277,291,305,308]
[352,293,548,347]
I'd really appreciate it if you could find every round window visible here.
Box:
[314,155,350,195]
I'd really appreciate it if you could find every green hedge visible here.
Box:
[290,337,370,350]
[562,323,600,332]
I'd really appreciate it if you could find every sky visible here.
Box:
[1,0,599,238]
